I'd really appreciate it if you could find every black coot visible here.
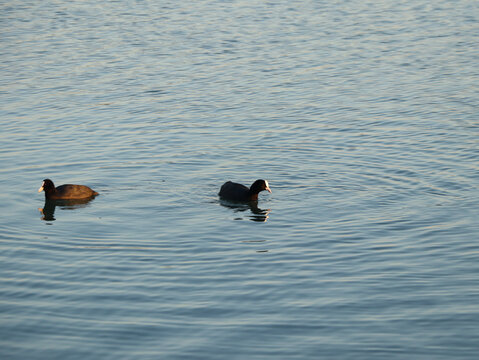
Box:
[38,179,99,200]
[219,179,271,202]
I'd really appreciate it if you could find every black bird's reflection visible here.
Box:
[39,198,96,221]
[219,199,271,222]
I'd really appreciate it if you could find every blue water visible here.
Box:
[1,1,478,359]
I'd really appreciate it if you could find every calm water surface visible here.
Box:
[1,0,478,359]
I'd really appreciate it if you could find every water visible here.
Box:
[1,0,478,358]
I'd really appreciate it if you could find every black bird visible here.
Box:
[38,179,99,200]
[219,179,271,202]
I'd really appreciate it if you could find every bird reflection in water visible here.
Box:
[39,198,96,221]
[219,200,271,222]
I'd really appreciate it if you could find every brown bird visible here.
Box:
[38,179,99,200]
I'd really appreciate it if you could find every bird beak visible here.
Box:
[266,186,272,193]
[38,183,44,192]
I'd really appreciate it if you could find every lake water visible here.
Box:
[1,0,478,359]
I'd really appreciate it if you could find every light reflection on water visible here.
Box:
[39,198,98,222]
[219,199,271,222]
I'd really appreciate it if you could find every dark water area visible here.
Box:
[1,1,478,359]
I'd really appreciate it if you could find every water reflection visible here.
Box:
[219,200,270,222]
[38,198,96,221]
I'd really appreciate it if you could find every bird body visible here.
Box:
[38,179,98,200]
[219,179,271,202]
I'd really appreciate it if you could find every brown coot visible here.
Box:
[219,179,271,202]
[38,179,99,200]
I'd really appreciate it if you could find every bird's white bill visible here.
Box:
[38,182,45,192]
[265,180,272,193]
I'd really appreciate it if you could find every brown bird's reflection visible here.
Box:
[39,198,96,221]
[219,199,271,222]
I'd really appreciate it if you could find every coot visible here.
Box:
[38,179,99,200]
[219,179,271,202]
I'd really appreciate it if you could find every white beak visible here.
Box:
[38,182,44,192]
[264,180,271,193]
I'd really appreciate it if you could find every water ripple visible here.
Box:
[1,0,479,359]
